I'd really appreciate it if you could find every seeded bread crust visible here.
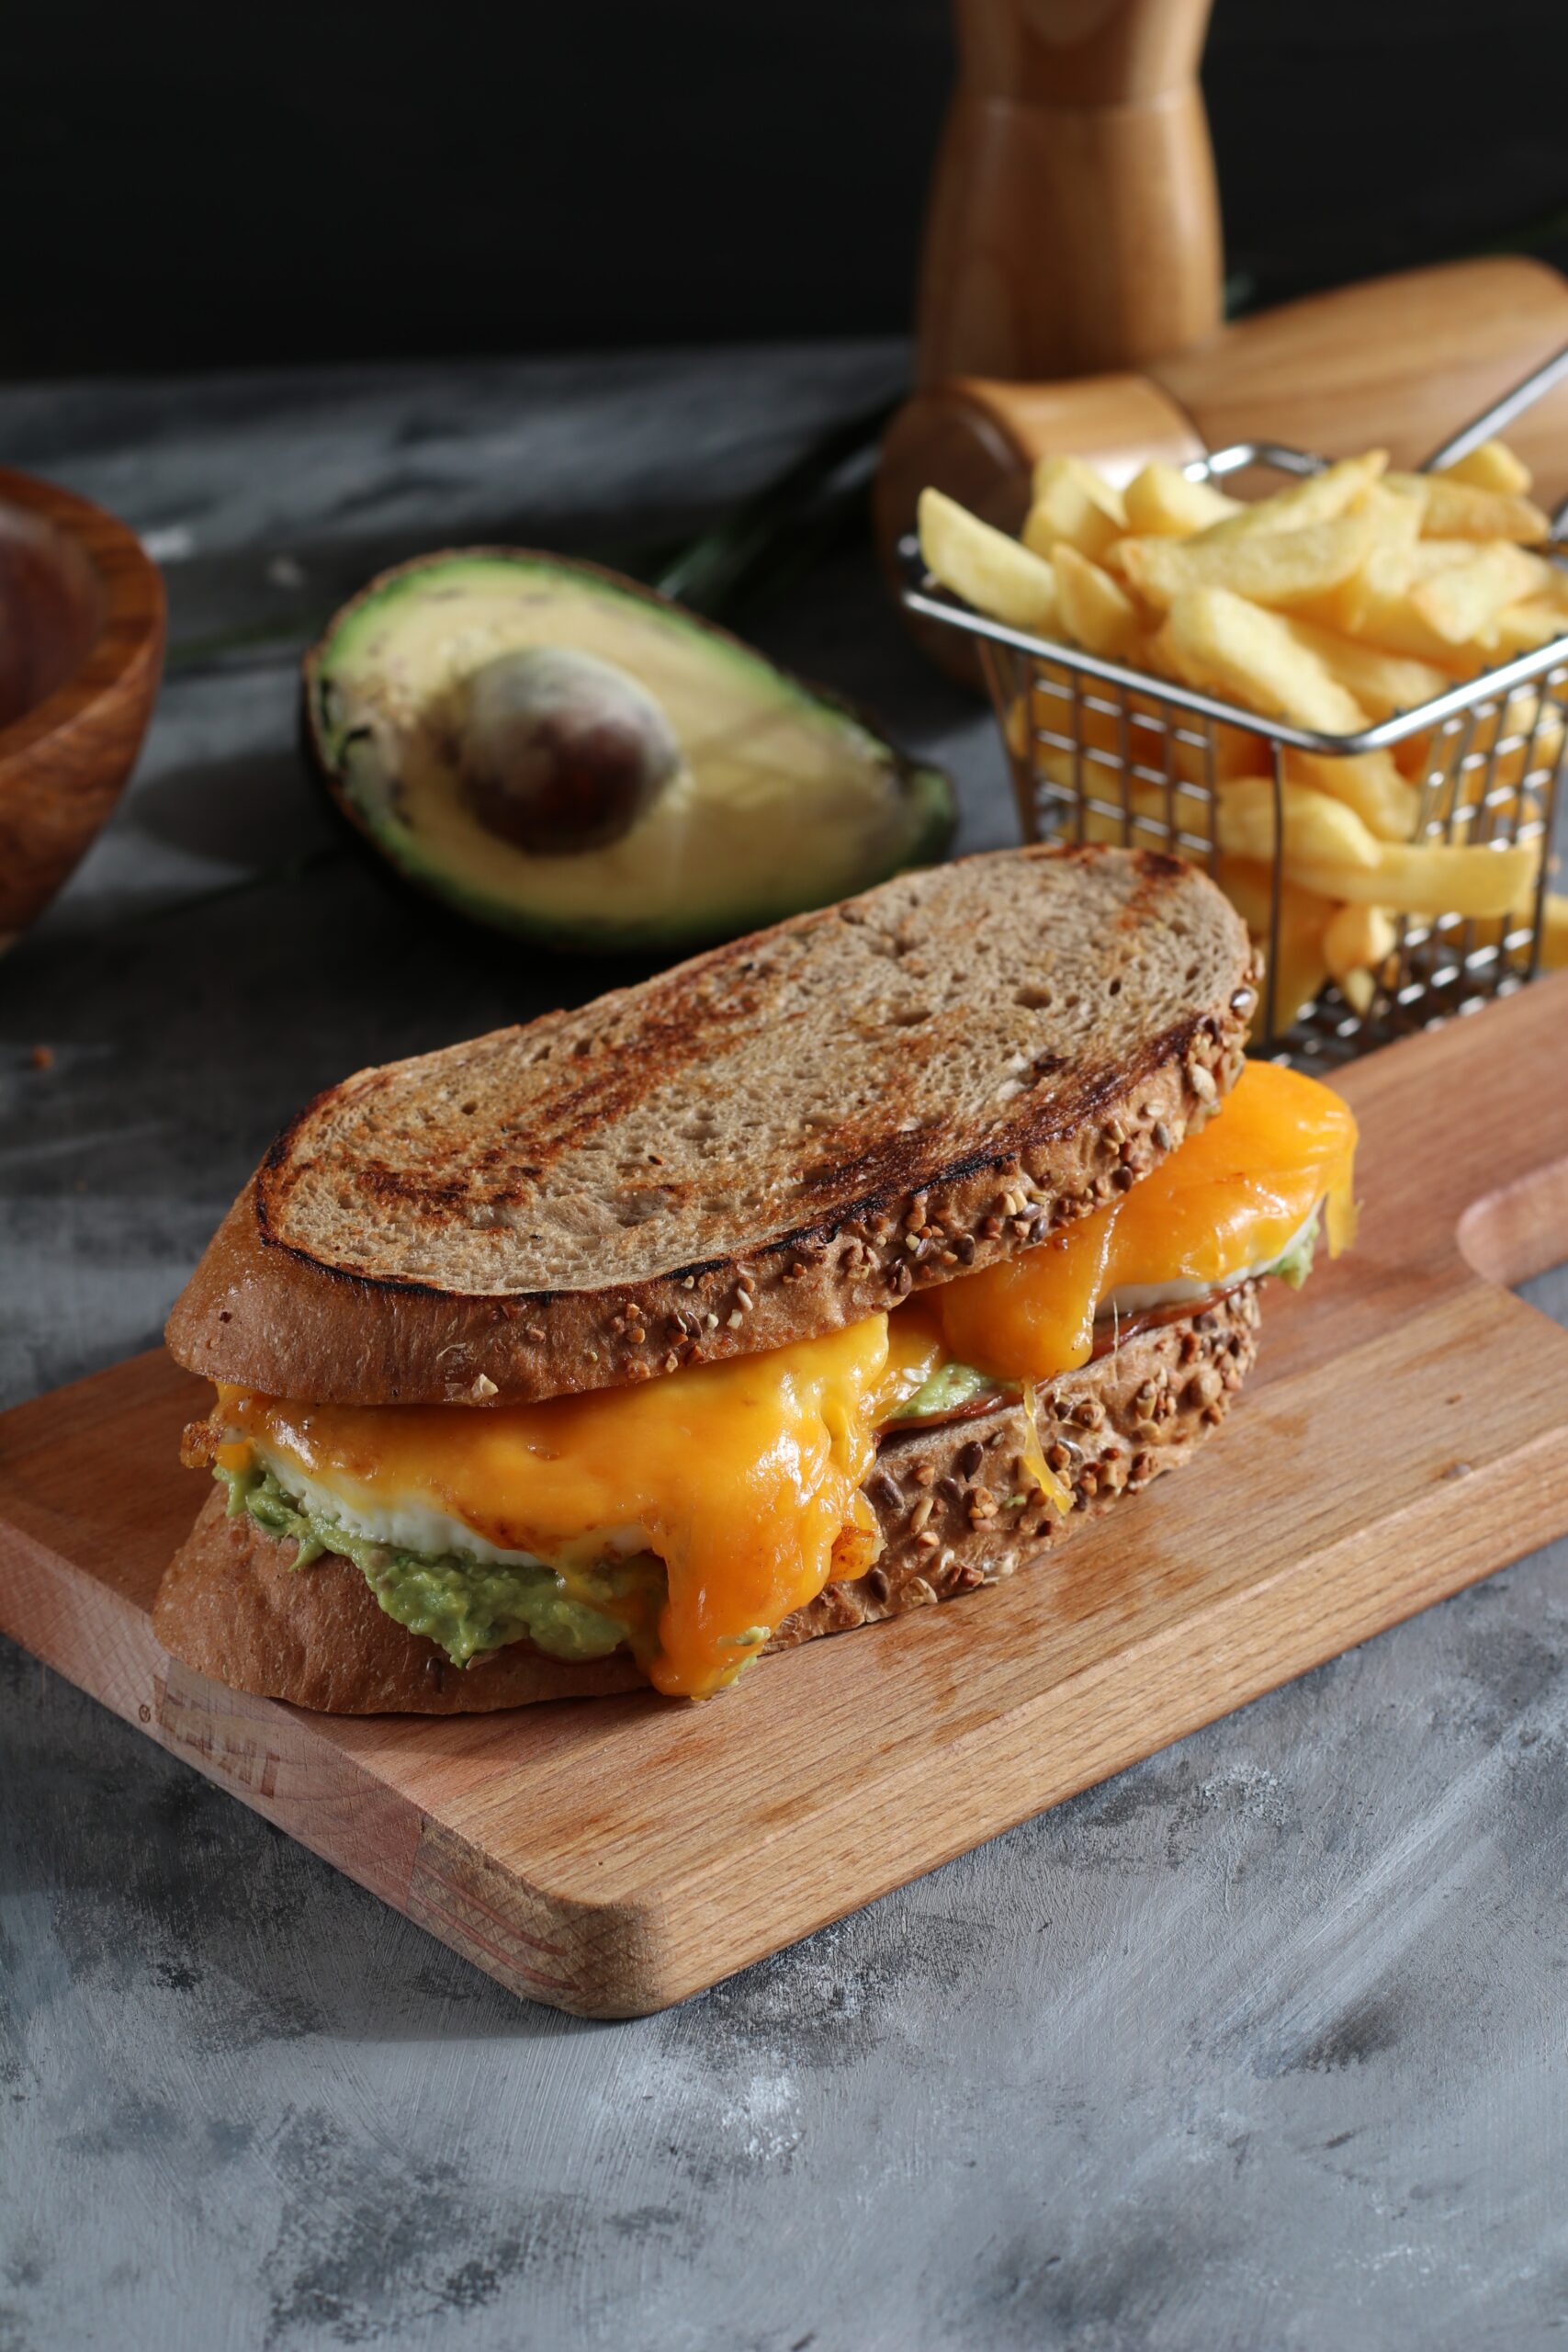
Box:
[772,1286,1260,1647]
[151,1290,1259,1713]
[166,846,1256,1408]
[152,1489,649,1714]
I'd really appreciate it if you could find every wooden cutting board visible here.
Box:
[6,977,1568,2017]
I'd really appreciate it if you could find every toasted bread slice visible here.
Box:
[165,844,1255,1407]
[152,1290,1259,1712]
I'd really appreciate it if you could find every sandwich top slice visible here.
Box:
[160,845,1357,1708]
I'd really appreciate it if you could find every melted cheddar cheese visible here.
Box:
[218,1318,889,1702]
[210,1060,1356,1700]
[930,1062,1357,1383]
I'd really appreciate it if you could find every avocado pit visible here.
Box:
[301,548,955,952]
[457,645,681,855]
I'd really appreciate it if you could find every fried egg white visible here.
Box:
[1098,1206,1320,1318]
[238,1210,1319,1557]
[243,1438,649,1571]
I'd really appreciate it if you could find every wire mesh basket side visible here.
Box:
[981,638,1564,1061]
[1372,662,1568,1034]
[983,640,1280,1035]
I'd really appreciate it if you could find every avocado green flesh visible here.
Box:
[310,555,954,949]
[1269,1210,1320,1289]
[890,1361,1005,1422]
[219,1464,656,1668]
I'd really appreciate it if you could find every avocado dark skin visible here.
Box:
[457,645,681,855]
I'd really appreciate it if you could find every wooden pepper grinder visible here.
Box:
[880,0,1568,673]
[916,0,1222,389]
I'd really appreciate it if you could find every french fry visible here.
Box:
[1279,747,1418,843]
[1212,854,1275,935]
[1335,836,1535,920]
[1410,543,1555,644]
[1158,586,1418,840]
[1362,476,1432,543]
[1395,691,1564,812]
[1031,452,1127,522]
[1216,778,1376,873]
[1216,776,1539,914]
[1264,616,1450,719]
[1331,545,1486,667]
[1120,514,1375,614]
[1050,545,1145,661]
[1209,718,1273,781]
[1055,687,1267,789]
[1065,796,1176,858]
[1028,715,1249,847]
[919,444,1562,1000]
[1122,461,1241,537]
[1284,484,1425,633]
[1217,449,1388,537]
[1386,470,1551,545]
[1268,918,1333,1033]
[1022,456,1127,566]
[918,488,1060,633]
[1031,744,1210,847]
[1492,690,1566,786]
[1441,439,1532,496]
[1492,598,1567,654]
[1215,856,1331,1031]
[1464,885,1562,967]
[1402,537,1499,582]
[1323,900,1396,984]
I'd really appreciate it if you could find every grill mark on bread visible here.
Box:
[251,1003,1206,1303]
[173,847,1256,1406]
[446,950,781,1185]
[259,945,791,1220]
[783,1035,1156,1213]
[261,1005,1216,1273]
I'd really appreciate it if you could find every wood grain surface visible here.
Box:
[4,975,1568,2018]
[915,0,1223,388]
[1154,255,1568,497]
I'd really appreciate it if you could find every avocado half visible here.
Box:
[301,550,955,954]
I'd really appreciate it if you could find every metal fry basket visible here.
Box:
[900,438,1568,1064]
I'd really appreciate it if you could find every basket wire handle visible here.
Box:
[1418,338,1568,480]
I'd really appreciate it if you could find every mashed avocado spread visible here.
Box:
[890,1361,1001,1422]
[1269,1211,1320,1289]
[217,1464,655,1668]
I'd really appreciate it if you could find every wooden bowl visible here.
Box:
[0,466,166,950]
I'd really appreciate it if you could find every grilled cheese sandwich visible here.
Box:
[190,1060,1356,1699]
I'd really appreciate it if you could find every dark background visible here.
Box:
[8,0,1568,378]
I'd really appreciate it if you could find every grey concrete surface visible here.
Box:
[3,350,1567,2352]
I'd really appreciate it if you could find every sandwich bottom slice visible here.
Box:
[155,1058,1356,1713]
